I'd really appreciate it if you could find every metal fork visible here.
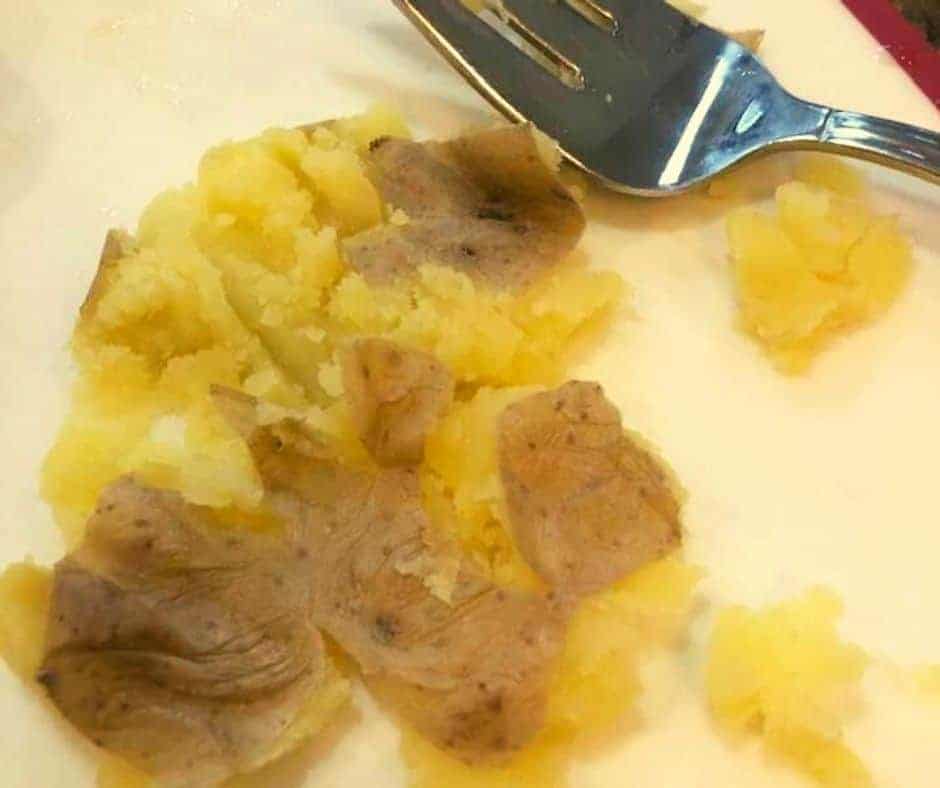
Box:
[392,0,940,195]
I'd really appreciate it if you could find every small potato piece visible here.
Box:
[707,589,872,788]
[499,381,681,597]
[342,338,454,466]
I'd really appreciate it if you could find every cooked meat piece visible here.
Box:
[499,381,682,598]
[341,338,454,466]
[343,124,585,290]
[213,386,566,763]
[38,477,330,787]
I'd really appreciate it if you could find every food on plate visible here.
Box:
[727,157,912,372]
[342,338,454,466]
[345,127,585,290]
[213,386,567,762]
[403,556,701,788]
[423,386,541,589]
[499,381,682,597]
[37,477,348,786]
[707,588,872,787]
[41,109,621,544]
[0,561,52,681]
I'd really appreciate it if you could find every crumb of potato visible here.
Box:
[423,386,540,589]
[402,726,570,788]
[727,158,911,373]
[546,557,701,741]
[707,588,872,788]
[0,562,52,681]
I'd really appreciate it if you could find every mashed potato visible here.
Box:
[707,588,872,787]
[20,102,907,788]
[42,106,622,545]
[726,157,911,373]
[26,106,651,787]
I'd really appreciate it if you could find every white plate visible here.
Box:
[2,1,939,785]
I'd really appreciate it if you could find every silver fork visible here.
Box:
[392,0,940,195]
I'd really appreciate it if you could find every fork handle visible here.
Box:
[805,108,940,186]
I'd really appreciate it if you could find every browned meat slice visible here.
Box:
[37,477,333,787]
[499,381,682,598]
[214,387,566,763]
[341,338,454,466]
[343,124,585,290]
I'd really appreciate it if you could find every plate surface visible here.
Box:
[1,1,939,785]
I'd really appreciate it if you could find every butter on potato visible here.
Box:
[418,382,699,787]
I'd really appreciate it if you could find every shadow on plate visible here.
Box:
[226,702,363,788]
[0,57,52,219]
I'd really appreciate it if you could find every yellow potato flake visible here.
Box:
[31,105,642,786]
[96,756,152,788]
[707,588,872,788]
[727,160,911,373]
[419,380,699,786]
[0,562,52,681]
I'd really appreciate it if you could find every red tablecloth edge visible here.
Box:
[841,0,940,109]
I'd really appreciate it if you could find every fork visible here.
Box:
[392,0,940,195]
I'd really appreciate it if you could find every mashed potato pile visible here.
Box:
[41,105,622,546]
[726,157,912,373]
[707,588,872,788]
[18,105,695,788]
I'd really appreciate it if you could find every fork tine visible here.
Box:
[393,0,584,124]
[499,0,620,80]
[560,0,620,34]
